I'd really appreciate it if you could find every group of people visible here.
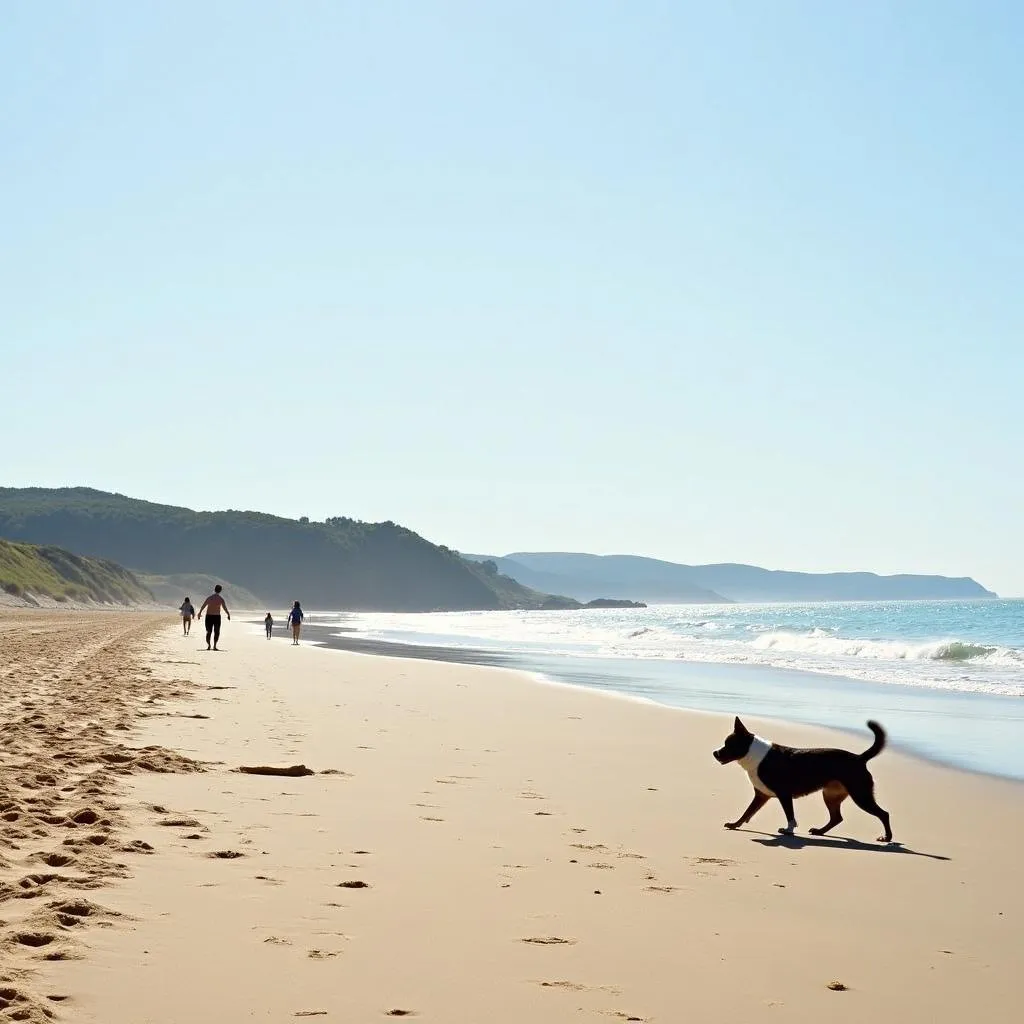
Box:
[265,602,305,645]
[178,587,304,648]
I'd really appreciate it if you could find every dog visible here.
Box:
[713,717,893,842]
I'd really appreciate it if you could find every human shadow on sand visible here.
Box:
[743,830,950,861]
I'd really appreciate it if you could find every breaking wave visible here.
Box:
[748,632,1019,665]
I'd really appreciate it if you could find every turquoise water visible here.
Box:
[327,599,1024,697]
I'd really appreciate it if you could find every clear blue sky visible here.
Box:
[3,2,1022,594]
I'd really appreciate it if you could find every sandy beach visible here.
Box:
[2,612,1021,1022]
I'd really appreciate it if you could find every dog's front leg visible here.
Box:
[776,792,798,835]
[724,790,769,830]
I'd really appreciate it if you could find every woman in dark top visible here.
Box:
[287,602,304,645]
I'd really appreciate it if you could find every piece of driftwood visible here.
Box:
[237,764,315,777]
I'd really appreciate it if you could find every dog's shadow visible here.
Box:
[744,830,950,861]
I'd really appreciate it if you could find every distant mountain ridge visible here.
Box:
[464,554,731,603]
[465,552,997,603]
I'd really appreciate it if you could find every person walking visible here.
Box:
[264,612,274,639]
[287,601,304,645]
[196,585,231,651]
[179,597,195,636]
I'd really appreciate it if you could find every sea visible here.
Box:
[303,599,1024,782]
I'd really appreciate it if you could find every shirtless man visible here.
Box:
[196,585,231,651]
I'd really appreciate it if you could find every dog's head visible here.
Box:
[713,717,755,764]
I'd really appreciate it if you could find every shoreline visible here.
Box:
[293,621,1024,783]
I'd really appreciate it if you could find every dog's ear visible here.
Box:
[734,716,750,735]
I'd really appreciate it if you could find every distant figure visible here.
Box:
[179,597,195,636]
[264,612,274,639]
[287,601,304,645]
[197,585,231,651]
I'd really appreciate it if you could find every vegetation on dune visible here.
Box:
[0,538,153,605]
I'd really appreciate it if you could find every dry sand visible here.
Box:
[1,612,1021,1022]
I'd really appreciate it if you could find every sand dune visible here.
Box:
[1,612,1021,1022]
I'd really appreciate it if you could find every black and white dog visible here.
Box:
[713,717,893,843]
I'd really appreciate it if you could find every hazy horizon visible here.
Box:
[4,4,1022,596]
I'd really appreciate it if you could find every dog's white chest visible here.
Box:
[738,736,775,797]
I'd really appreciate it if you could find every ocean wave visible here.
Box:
[749,631,1019,664]
[338,603,1024,699]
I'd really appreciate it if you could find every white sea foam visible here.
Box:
[749,631,1019,664]
[324,600,1024,699]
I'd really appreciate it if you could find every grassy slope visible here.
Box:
[0,539,153,605]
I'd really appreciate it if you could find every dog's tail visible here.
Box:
[860,720,887,761]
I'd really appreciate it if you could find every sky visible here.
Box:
[2,2,1022,595]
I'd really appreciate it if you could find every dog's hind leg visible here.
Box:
[809,782,847,836]
[846,776,892,843]
[723,790,770,830]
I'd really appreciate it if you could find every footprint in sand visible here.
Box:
[537,981,623,995]
[522,936,577,946]
[10,930,55,947]
[420,816,444,823]
[36,851,76,868]
[571,843,607,852]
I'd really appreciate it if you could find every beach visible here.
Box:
[2,612,1022,1022]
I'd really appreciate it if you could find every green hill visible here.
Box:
[0,487,564,611]
[0,538,153,605]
